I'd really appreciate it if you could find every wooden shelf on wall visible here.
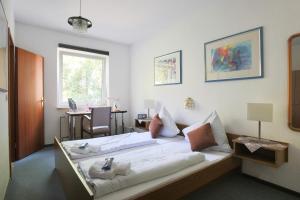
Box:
[135,119,151,131]
[233,137,288,168]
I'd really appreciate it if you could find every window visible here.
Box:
[57,45,109,108]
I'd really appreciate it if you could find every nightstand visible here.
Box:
[135,119,151,131]
[233,136,288,168]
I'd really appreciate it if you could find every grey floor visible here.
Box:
[4,147,300,200]
[5,147,65,200]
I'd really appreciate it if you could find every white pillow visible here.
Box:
[159,107,180,137]
[204,111,229,146]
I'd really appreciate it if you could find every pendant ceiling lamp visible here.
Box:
[68,0,92,33]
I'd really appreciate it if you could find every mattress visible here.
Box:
[78,140,205,197]
[96,150,231,200]
[70,133,232,200]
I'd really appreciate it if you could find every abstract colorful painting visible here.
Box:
[205,27,263,82]
[211,41,252,72]
[154,50,182,85]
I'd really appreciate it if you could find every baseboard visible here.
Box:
[242,173,300,197]
[44,143,54,147]
[2,173,10,200]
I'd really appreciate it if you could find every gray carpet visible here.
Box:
[4,147,300,200]
[183,173,300,200]
[5,147,65,200]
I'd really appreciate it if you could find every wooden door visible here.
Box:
[16,47,44,160]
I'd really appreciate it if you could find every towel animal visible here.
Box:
[88,160,131,180]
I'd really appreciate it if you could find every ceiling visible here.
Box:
[14,0,200,44]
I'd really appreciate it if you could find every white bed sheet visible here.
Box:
[62,132,157,160]
[80,150,205,198]
[69,133,232,200]
[71,132,184,163]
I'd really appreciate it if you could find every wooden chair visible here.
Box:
[80,107,112,138]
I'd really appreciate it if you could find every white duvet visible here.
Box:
[62,132,157,159]
[78,141,205,198]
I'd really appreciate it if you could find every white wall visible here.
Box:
[0,0,14,198]
[0,93,9,199]
[1,0,14,38]
[130,0,300,193]
[15,22,131,144]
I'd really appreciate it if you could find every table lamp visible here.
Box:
[107,97,119,111]
[144,99,155,119]
[247,103,273,139]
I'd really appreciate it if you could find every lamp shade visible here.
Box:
[144,99,155,109]
[247,103,273,122]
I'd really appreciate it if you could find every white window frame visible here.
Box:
[57,47,109,108]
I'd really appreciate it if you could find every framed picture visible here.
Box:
[0,3,8,92]
[154,50,182,85]
[204,27,263,82]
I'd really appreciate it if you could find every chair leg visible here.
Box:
[80,116,84,139]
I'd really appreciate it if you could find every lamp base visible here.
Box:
[258,121,261,140]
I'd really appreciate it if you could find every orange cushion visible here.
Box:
[187,123,217,151]
[149,114,163,138]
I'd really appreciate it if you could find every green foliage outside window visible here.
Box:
[62,54,103,105]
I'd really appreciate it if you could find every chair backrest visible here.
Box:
[91,107,111,127]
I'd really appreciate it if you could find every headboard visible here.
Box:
[176,123,188,135]
[226,133,240,149]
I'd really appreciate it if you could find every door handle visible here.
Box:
[41,97,45,106]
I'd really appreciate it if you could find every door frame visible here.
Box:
[8,28,16,177]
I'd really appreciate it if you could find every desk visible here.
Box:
[112,110,127,134]
[66,110,127,140]
[66,111,91,140]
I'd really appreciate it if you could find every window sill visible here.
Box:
[56,106,69,110]
[56,104,107,110]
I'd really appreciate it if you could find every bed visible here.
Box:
[54,124,241,200]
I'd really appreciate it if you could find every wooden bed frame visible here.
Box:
[54,125,241,200]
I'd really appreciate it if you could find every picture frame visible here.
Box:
[204,27,263,82]
[154,50,182,86]
[0,2,8,92]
